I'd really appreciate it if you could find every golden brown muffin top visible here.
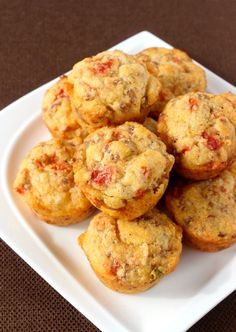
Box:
[68,50,160,129]
[81,209,182,289]
[157,92,236,169]
[14,140,90,215]
[166,160,236,242]
[74,122,174,209]
[137,47,206,108]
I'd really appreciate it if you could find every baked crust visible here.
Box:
[68,50,161,131]
[14,139,95,225]
[157,92,236,180]
[74,122,174,220]
[137,47,206,117]
[165,162,236,251]
[79,209,182,293]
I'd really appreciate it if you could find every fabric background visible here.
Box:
[1,0,235,331]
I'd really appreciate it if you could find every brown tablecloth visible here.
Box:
[1,0,236,331]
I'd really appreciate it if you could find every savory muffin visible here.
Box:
[166,161,236,251]
[68,50,161,131]
[137,47,206,117]
[74,122,174,220]
[42,75,88,141]
[79,209,182,293]
[157,92,236,180]
[14,139,95,225]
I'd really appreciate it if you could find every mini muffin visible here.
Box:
[143,117,158,134]
[68,50,161,131]
[42,75,88,141]
[14,140,95,225]
[157,92,236,180]
[166,161,236,251]
[137,47,206,117]
[79,209,182,293]
[74,122,174,220]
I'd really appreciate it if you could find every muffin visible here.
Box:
[14,139,95,225]
[74,122,174,220]
[68,50,161,131]
[79,209,182,293]
[137,47,206,117]
[42,75,88,141]
[157,92,236,180]
[166,162,236,251]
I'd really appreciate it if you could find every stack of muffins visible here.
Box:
[14,47,236,294]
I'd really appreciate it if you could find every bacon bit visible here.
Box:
[141,166,149,178]
[112,131,123,141]
[158,90,167,102]
[47,154,58,164]
[15,187,25,195]
[134,188,146,199]
[92,59,113,74]
[35,159,45,170]
[202,131,222,150]
[91,166,115,186]
[111,258,120,275]
[104,131,123,144]
[182,146,191,153]
[35,154,70,172]
[189,98,198,111]
[54,88,67,101]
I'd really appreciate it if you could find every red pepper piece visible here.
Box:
[202,131,222,150]
[91,166,115,185]
[35,159,44,170]
[111,258,120,275]
[15,187,25,195]
[54,88,67,101]
[182,146,191,153]
[92,59,113,74]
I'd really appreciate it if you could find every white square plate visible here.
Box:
[0,31,235,332]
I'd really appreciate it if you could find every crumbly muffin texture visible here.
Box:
[137,47,206,117]
[166,160,236,251]
[42,75,88,141]
[68,50,161,131]
[14,140,94,225]
[157,92,236,179]
[74,122,174,220]
[79,209,182,293]
[219,92,236,129]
